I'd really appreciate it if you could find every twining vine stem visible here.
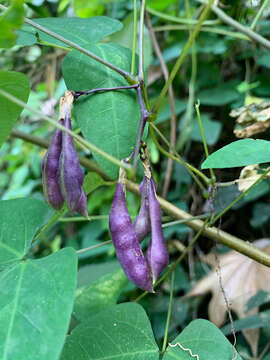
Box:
[10,129,270,267]
[145,11,177,199]
[195,0,270,50]
[0,89,133,175]
[152,0,215,114]
[0,4,135,84]
[162,270,175,354]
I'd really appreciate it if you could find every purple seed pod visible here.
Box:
[134,176,151,242]
[74,189,88,218]
[59,108,87,215]
[42,120,64,210]
[109,182,153,292]
[146,177,169,282]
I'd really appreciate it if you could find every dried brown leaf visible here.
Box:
[185,239,270,357]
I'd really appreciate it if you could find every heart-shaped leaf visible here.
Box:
[62,43,140,179]
[0,70,30,148]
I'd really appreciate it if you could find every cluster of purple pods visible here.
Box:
[109,150,169,292]
[42,94,168,292]
[42,91,88,217]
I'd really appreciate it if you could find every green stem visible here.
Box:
[152,0,215,114]
[153,25,250,41]
[33,207,67,242]
[161,271,175,354]
[150,124,209,187]
[0,89,132,174]
[147,6,219,26]
[131,0,138,75]
[195,101,215,181]
[196,0,270,50]
[176,33,197,150]
[59,215,109,222]
[211,168,270,225]
[14,128,270,268]
[0,4,135,84]
[250,0,270,30]
[138,0,146,82]
[38,39,71,51]
[162,214,210,228]
[77,240,112,254]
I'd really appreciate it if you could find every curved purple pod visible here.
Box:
[59,111,86,214]
[109,182,153,292]
[134,176,151,242]
[74,189,88,218]
[146,177,169,282]
[42,120,64,210]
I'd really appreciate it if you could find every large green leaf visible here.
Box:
[0,247,77,360]
[222,309,270,335]
[16,17,122,47]
[163,319,242,360]
[61,303,159,360]
[198,81,240,106]
[0,198,52,267]
[0,71,30,149]
[62,43,140,179]
[110,12,152,70]
[202,139,270,169]
[0,0,24,48]
[74,269,128,321]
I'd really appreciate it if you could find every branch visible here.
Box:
[196,0,270,50]
[10,129,110,180]
[11,131,270,267]
[0,4,136,84]
[152,0,215,114]
[0,89,132,174]
[146,11,176,198]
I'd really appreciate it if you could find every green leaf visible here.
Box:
[0,0,24,48]
[62,43,140,179]
[0,198,53,267]
[164,319,242,360]
[250,202,270,228]
[60,303,159,360]
[110,12,152,70]
[191,114,222,145]
[156,98,186,124]
[16,16,122,47]
[222,309,270,335]
[198,81,240,106]
[74,269,128,321]
[201,139,270,169]
[83,172,106,195]
[258,53,270,69]
[0,70,30,148]
[0,247,77,360]
[77,260,120,288]
[246,290,270,312]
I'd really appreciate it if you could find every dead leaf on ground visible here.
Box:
[236,165,270,192]
[185,239,270,357]
[230,101,270,138]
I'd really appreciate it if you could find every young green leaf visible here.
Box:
[61,303,159,360]
[202,139,270,169]
[0,0,24,48]
[0,70,30,149]
[0,198,52,267]
[16,17,122,47]
[62,43,140,179]
[163,319,242,360]
[0,248,77,360]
